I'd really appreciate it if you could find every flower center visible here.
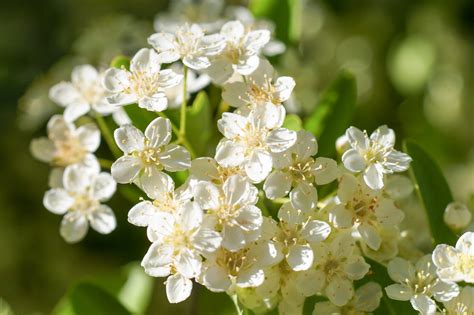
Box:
[76,81,104,105]
[347,195,379,224]
[455,252,474,276]
[216,248,253,277]
[152,193,177,213]
[53,134,87,167]
[164,224,195,254]
[322,257,343,281]
[363,142,391,164]
[404,269,438,296]
[72,192,98,214]
[127,70,162,98]
[214,165,245,185]
[236,123,267,152]
[287,158,315,183]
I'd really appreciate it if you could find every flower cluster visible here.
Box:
[28,1,473,314]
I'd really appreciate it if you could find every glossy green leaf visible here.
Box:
[304,71,356,158]
[282,114,303,131]
[69,283,131,315]
[403,140,457,245]
[110,55,131,70]
[185,91,214,157]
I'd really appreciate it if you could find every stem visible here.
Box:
[179,66,188,138]
[95,115,121,158]
[272,197,290,204]
[230,294,247,315]
[98,158,113,169]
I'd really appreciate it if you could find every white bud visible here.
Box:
[443,202,472,230]
[335,134,350,155]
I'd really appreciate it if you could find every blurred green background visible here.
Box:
[0,0,473,314]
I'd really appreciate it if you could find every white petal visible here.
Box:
[313,157,339,185]
[63,102,90,122]
[222,224,246,251]
[329,204,353,228]
[202,265,231,292]
[244,30,270,53]
[358,223,382,250]
[266,128,297,153]
[63,165,93,193]
[183,56,211,70]
[138,94,168,112]
[177,201,203,230]
[138,169,174,200]
[131,48,161,74]
[141,242,172,277]
[234,205,262,231]
[346,126,369,151]
[217,112,247,139]
[193,229,222,254]
[456,231,474,256]
[111,156,142,184]
[384,150,412,172]
[375,198,405,226]
[175,248,202,278]
[342,148,366,172]
[49,82,81,107]
[301,220,331,243]
[344,256,370,280]
[106,93,136,106]
[76,123,100,152]
[205,57,234,84]
[47,115,71,141]
[72,64,99,85]
[148,33,178,62]
[222,82,247,108]
[273,76,295,103]
[295,269,326,297]
[30,138,55,163]
[363,163,385,190]
[166,274,193,304]
[189,157,220,182]
[144,118,171,148]
[244,150,272,183]
[60,212,89,243]
[432,244,458,269]
[102,68,129,93]
[354,282,383,312]
[89,205,116,234]
[370,125,395,148]
[263,171,292,199]
[337,174,359,203]
[410,295,436,314]
[387,258,415,283]
[432,280,460,302]
[385,284,413,301]
[128,201,157,227]
[215,140,245,167]
[221,20,245,42]
[236,267,265,288]
[277,201,306,227]
[158,69,183,89]
[92,173,116,201]
[223,175,258,206]
[234,55,260,75]
[159,144,191,172]
[114,125,145,154]
[147,212,175,243]
[193,181,221,210]
[326,276,353,307]
[290,182,318,212]
[287,244,314,271]
[43,188,73,214]
[294,130,317,161]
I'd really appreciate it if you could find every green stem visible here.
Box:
[230,294,247,315]
[179,66,188,138]
[98,158,113,169]
[95,115,121,158]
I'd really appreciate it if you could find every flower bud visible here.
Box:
[443,202,472,230]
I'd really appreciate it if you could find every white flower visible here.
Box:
[311,232,370,306]
[148,23,225,70]
[189,157,247,185]
[342,125,412,190]
[43,164,117,243]
[199,239,283,292]
[222,58,295,109]
[443,202,472,231]
[30,115,100,173]
[142,202,222,303]
[330,173,405,250]
[215,104,297,183]
[312,282,383,315]
[385,255,460,314]
[442,286,474,314]
[432,231,474,283]
[127,172,191,228]
[103,48,182,112]
[193,175,262,251]
[275,202,331,271]
[206,20,270,84]
[360,226,400,263]
[111,117,190,184]
[264,130,338,212]
[49,65,114,122]
[163,64,211,109]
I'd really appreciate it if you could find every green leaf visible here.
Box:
[0,298,15,315]
[69,283,131,315]
[363,259,417,315]
[123,104,158,131]
[304,71,356,158]
[117,263,154,314]
[185,91,214,157]
[110,55,131,70]
[403,140,457,245]
[249,0,302,44]
[282,114,303,131]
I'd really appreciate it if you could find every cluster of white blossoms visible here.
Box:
[29,1,473,314]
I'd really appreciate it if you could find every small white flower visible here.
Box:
[385,255,460,314]
[127,172,191,228]
[43,164,117,243]
[189,157,247,185]
[432,231,474,284]
[222,58,295,109]
[142,202,222,303]
[330,173,405,250]
[264,130,338,212]
[111,117,190,184]
[342,125,412,190]
[148,23,225,70]
[103,48,182,112]
[199,239,283,292]
[30,115,100,179]
[215,104,297,183]
[311,232,371,306]
[193,175,262,251]
[206,20,270,84]
[442,286,474,314]
[312,282,383,315]
[443,202,472,231]
[49,65,114,122]
[274,202,331,271]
